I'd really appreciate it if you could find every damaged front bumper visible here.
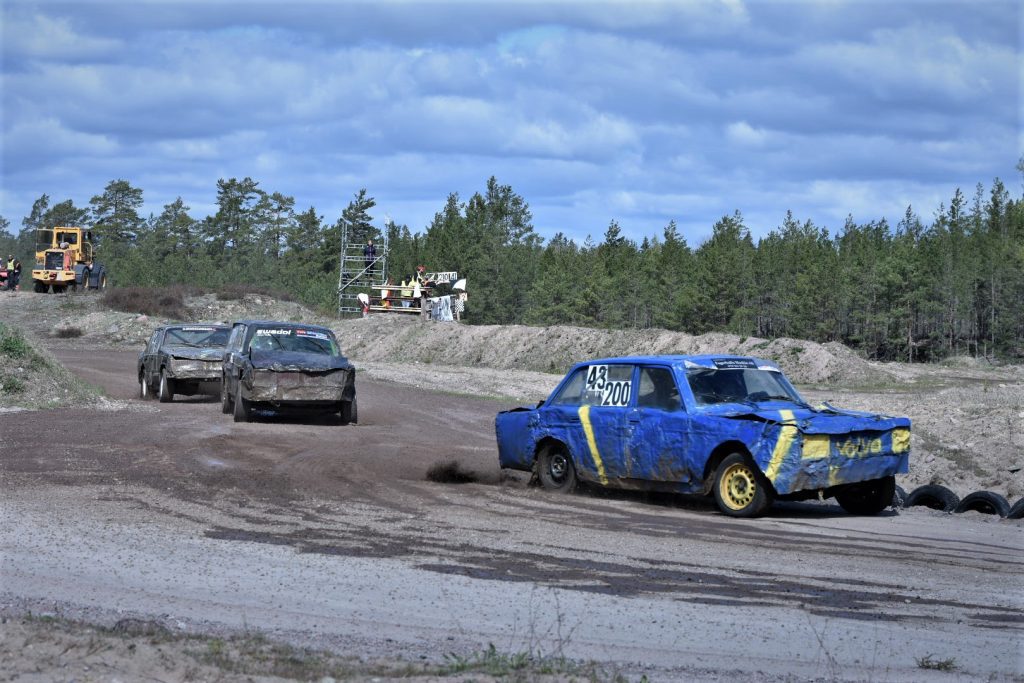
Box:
[243,367,356,406]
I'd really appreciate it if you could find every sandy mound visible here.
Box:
[333,315,889,386]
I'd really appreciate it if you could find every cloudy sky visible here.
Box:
[1,0,1019,246]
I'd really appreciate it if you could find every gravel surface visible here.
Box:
[1,290,1022,681]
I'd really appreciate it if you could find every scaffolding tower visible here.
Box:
[337,222,388,315]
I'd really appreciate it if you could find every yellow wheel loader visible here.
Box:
[31,227,108,293]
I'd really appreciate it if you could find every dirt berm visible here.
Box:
[336,314,887,385]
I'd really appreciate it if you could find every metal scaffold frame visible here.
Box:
[337,221,388,315]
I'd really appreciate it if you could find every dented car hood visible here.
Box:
[709,402,908,434]
[250,351,353,373]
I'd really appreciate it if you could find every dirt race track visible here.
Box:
[2,340,1023,681]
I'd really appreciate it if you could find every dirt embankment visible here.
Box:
[334,315,888,386]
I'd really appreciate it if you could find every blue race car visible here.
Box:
[495,355,910,517]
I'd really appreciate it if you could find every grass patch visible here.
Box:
[0,322,100,409]
[12,613,631,682]
[0,372,26,393]
[916,654,957,671]
[426,459,479,484]
[0,322,50,370]
[101,286,192,320]
[0,324,34,359]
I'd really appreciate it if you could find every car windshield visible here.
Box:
[248,327,340,356]
[686,368,806,407]
[164,327,229,347]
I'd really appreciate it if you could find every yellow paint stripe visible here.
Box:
[764,409,797,484]
[578,404,608,485]
[891,428,911,453]
[802,434,831,460]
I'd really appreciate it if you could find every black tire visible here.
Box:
[232,382,250,423]
[34,282,47,293]
[1007,498,1024,520]
[81,269,90,290]
[97,273,107,290]
[836,476,896,515]
[537,443,577,493]
[220,375,232,414]
[139,373,150,400]
[893,484,908,509]
[158,369,174,403]
[339,398,357,425]
[954,491,1010,517]
[904,484,960,512]
[713,452,773,518]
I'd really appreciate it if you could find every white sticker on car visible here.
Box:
[601,380,631,406]
[585,365,609,392]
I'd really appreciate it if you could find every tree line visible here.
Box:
[1,171,1021,363]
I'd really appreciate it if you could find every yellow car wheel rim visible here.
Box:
[720,462,758,511]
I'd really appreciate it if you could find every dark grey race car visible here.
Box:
[220,320,357,424]
[138,324,231,402]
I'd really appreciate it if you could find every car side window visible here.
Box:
[551,368,587,406]
[145,331,161,354]
[551,365,633,407]
[226,325,246,352]
[637,366,681,411]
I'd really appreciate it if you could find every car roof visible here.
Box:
[569,354,782,371]
[235,319,335,333]
[158,322,230,330]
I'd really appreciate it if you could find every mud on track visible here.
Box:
[2,346,1023,681]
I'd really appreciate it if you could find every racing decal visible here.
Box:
[295,329,331,340]
[838,436,883,458]
[255,329,293,336]
[585,365,609,392]
[712,358,757,369]
[584,365,632,406]
[181,326,217,332]
[764,409,797,483]
[578,404,609,485]
[601,381,631,406]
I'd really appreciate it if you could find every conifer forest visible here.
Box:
[2,171,1022,363]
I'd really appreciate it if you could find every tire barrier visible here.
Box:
[892,484,908,509]
[903,484,959,512]
[900,485,1020,519]
[953,491,1011,517]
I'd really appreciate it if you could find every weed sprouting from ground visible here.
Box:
[916,654,958,671]
[426,459,478,484]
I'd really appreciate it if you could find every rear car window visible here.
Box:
[164,327,229,347]
[248,327,340,356]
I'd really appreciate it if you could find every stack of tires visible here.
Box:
[894,483,1023,519]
